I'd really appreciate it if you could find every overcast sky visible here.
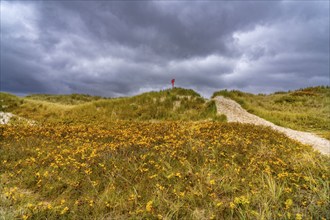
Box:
[1,1,329,98]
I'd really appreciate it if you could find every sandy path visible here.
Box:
[0,112,14,124]
[0,111,36,125]
[214,96,330,155]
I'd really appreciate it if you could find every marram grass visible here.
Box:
[1,122,329,219]
[212,86,330,139]
[1,88,225,123]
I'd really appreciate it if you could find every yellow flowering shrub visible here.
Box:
[0,122,329,219]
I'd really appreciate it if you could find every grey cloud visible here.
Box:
[1,0,329,98]
[36,1,283,60]
[1,53,52,93]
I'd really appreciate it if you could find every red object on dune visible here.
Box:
[171,79,175,88]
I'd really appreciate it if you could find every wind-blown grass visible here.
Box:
[212,86,330,139]
[1,88,226,124]
[0,92,24,112]
[25,94,105,105]
[1,122,329,219]
[1,86,329,219]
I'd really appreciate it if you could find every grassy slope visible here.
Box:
[212,86,330,139]
[25,94,105,105]
[0,92,24,112]
[1,88,226,124]
[1,87,329,219]
[1,122,329,219]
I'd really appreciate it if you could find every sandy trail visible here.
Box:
[0,112,14,124]
[0,111,36,125]
[214,96,330,155]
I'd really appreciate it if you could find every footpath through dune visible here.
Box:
[214,96,330,155]
[0,112,14,124]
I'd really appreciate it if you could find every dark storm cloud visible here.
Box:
[1,1,329,97]
[42,1,282,59]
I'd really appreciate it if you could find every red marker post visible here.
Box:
[171,79,175,89]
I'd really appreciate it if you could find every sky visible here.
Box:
[1,1,329,98]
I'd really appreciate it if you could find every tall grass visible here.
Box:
[25,94,106,105]
[1,87,329,219]
[0,92,24,112]
[212,86,330,139]
[2,88,226,124]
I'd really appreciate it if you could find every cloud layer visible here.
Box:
[1,1,329,97]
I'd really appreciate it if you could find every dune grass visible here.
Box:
[63,88,222,123]
[25,94,106,105]
[1,87,329,219]
[0,92,24,112]
[1,88,225,124]
[212,86,330,139]
[1,122,329,219]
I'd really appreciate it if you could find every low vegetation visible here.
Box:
[1,87,329,219]
[212,86,330,139]
[25,94,105,105]
[1,88,225,123]
[1,122,329,219]
[0,92,23,112]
